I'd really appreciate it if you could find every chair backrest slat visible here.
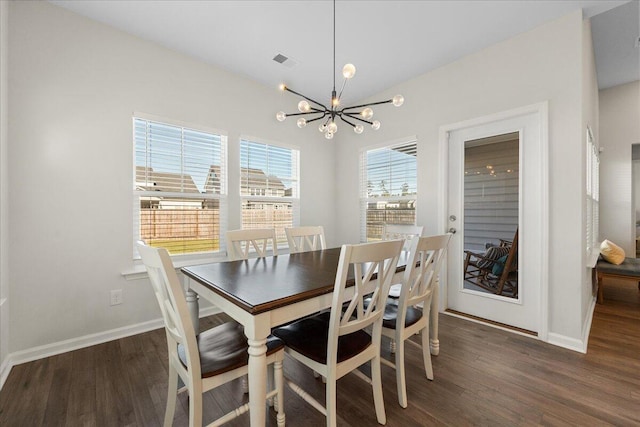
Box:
[285,226,326,253]
[227,228,278,261]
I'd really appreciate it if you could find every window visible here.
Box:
[240,138,299,246]
[586,127,599,266]
[360,140,417,242]
[134,116,226,256]
[463,133,519,251]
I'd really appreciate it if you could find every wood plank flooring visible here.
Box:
[1,278,638,426]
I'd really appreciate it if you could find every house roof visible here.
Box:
[135,166,200,193]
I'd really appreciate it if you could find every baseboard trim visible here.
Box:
[546,332,586,353]
[0,354,11,391]
[1,306,221,391]
[546,296,595,354]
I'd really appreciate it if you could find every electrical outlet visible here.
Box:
[110,289,123,306]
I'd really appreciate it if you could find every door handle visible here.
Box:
[448,228,457,234]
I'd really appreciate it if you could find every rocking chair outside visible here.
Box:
[463,229,518,297]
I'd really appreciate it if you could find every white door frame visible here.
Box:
[437,102,549,341]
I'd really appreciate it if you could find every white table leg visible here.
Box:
[245,314,271,427]
[184,278,200,334]
[247,337,268,427]
[430,277,439,356]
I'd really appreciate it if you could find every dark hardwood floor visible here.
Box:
[1,278,639,426]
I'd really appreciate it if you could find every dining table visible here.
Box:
[181,247,441,427]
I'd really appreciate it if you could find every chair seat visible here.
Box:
[178,321,284,378]
[272,312,372,364]
[363,297,424,329]
[382,305,423,330]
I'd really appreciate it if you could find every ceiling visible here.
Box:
[50,0,638,105]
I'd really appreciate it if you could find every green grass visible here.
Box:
[148,239,219,255]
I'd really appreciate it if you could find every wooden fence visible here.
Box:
[140,209,219,239]
[366,208,416,241]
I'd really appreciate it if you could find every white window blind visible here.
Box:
[240,139,299,246]
[586,128,600,266]
[134,117,227,256]
[360,140,417,242]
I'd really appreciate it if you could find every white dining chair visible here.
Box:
[383,224,423,249]
[285,225,326,253]
[383,224,424,299]
[272,239,404,427]
[137,242,285,426]
[380,234,451,408]
[226,228,277,261]
[383,224,424,240]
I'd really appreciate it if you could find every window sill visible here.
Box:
[122,253,227,281]
[587,248,600,269]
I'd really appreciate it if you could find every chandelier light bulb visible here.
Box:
[342,63,356,79]
[327,121,338,134]
[325,131,334,140]
[276,111,287,122]
[361,108,374,120]
[297,118,307,128]
[279,83,286,91]
[372,120,381,130]
[354,124,364,134]
[319,123,327,132]
[298,100,311,113]
[392,95,404,107]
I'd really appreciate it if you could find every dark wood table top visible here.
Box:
[182,247,407,315]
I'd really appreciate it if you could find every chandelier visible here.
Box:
[276,0,403,140]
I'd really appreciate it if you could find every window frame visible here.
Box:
[359,138,418,243]
[239,136,300,249]
[133,112,228,261]
[586,126,600,267]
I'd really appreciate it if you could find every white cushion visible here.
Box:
[600,239,625,265]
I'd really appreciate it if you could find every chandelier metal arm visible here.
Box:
[338,115,357,128]
[337,78,348,102]
[341,99,393,111]
[283,111,326,118]
[343,112,374,125]
[306,114,328,124]
[283,86,329,110]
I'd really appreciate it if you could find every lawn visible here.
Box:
[147,238,219,254]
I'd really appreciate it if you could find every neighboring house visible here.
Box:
[136,166,202,209]
[204,165,222,195]
[240,167,287,197]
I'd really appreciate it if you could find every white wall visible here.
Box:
[335,11,587,342]
[599,80,640,256]
[580,18,599,336]
[7,1,336,354]
[0,0,9,379]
